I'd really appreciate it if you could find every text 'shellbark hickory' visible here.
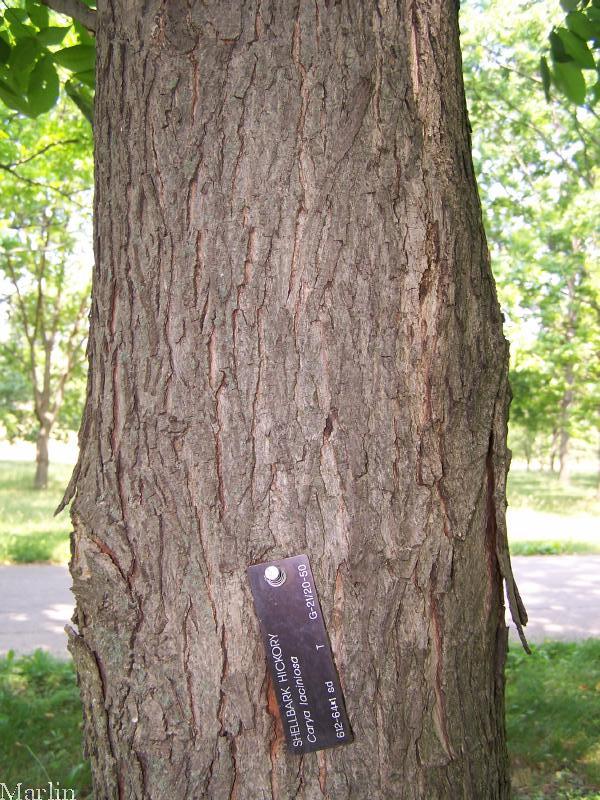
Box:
[61,1,528,797]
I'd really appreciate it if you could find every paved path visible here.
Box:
[508,555,600,643]
[1,557,599,658]
[0,564,73,657]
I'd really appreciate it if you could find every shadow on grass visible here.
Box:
[507,470,600,516]
[0,461,72,564]
[0,650,92,798]
[1,642,599,799]
[508,640,600,799]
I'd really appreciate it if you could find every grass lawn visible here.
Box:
[507,470,600,516]
[0,643,598,799]
[0,650,92,798]
[507,640,600,799]
[0,461,73,564]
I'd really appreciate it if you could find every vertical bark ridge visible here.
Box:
[67,0,520,797]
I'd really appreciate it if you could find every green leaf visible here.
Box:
[565,10,598,40]
[8,37,40,73]
[553,60,587,103]
[72,69,95,88]
[592,81,600,104]
[556,27,596,69]
[0,36,10,66]
[27,55,59,115]
[4,8,28,24]
[549,30,571,63]
[0,78,29,114]
[4,9,36,40]
[52,44,95,73]
[37,26,71,46]
[560,0,580,9]
[25,0,49,29]
[540,56,552,102]
[64,79,93,123]
[72,20,95,47]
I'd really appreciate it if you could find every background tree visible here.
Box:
[462,0,600,477]
[0,99,92,487]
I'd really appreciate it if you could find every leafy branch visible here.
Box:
[540,0,600,106]
[0,0,95,119]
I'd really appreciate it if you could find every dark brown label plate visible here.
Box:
[247,554,353,754]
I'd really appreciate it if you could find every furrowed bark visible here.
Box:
[67,1,524,797]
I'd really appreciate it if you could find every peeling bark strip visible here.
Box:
[68,1,522,797]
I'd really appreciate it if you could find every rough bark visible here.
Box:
[65,2,527,798]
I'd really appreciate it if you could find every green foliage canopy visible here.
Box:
[462,0,600,466]
[0,0,95,121]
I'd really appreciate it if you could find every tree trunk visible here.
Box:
[524,435,533,472]
[64,2,526,797]
[558,428,570,482]
[596,436,600,500]
[549,429,558,474]
[558,267,578,485]
[558,369,574,484]
[34,425,50,490]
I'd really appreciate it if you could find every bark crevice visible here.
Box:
[69,1,516,796]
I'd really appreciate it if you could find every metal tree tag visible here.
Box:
[247,554,354,754]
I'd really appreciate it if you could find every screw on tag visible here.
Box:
[247,554,354,754]
[264,565,286,586]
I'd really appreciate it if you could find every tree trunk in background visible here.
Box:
[524,437,532,472]
[34,425,50,490]
[549,429,559,474]
[558,376,573,484]
[63,2,526,797]
[596,436,600,500]
[558,270,578,485]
